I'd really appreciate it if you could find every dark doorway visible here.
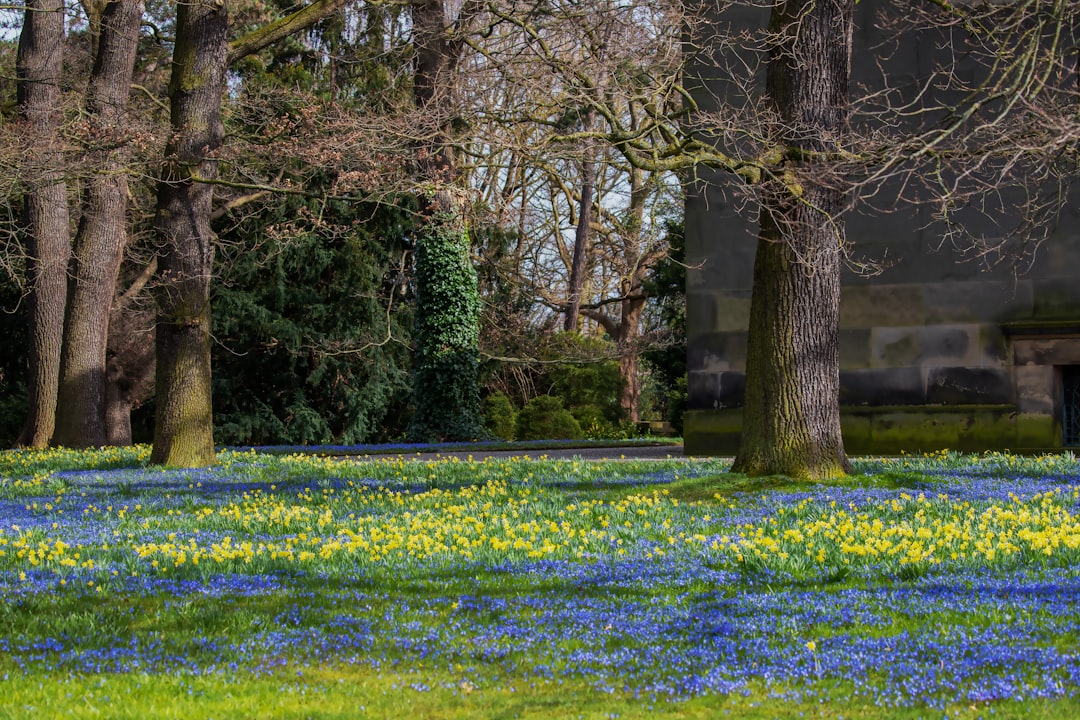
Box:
[1064,367,1080,447]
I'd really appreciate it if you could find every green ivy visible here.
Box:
[407,204,484,441]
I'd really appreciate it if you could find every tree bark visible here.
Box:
[731,0,853,479]
[406,0,485,441]
[104,388,133,445]
[150,0,228,467]
[105,260,157,445]
[104,307,156,445]
[148,0,349,464]
[54,0,145,449]
[15,0,70,449]
[565,111,597,332]
[618,294,644,422]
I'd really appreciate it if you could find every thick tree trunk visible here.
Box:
[104,314,155,446]
[150,0,228,467]
[731,0,853,479]
[406,0,484,441]
[15,0,70,449]
[104,390,132,446]
[54,0,145,449]
[143,0,349,463]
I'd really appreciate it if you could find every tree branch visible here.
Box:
[114,258,157,313]
[227,0,349,66]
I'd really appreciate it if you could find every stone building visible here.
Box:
[684,4,1080,455]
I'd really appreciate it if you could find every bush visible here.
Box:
[516,395,583,441]
[571,404,626,440]
[483,393,517,441]
[543,336,625,424]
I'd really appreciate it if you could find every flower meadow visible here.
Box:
[1,447,1080,718]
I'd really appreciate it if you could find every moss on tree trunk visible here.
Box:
[151,310,215,466]
[150,0,227,467]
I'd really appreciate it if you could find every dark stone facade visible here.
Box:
[685,4,1080,455]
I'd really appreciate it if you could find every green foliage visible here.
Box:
[207,19,422,447]
[408,205,485,442]
[541,334,625,424]
[569,404,637,440]
[212,194,414,446]
[548,365,623,423]
[482,392,517,441]
[233,1,411,112]
[555,368,624,419]
[481,332,631,440]
[516,395,583,441]
[0,39,18,120]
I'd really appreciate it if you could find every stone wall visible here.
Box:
[685,4,1080,455]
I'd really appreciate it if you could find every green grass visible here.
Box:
[2,447,1080,718]
[3,671,1076,719]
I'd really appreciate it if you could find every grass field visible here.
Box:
[1,446,1079,718]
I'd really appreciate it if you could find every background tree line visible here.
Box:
[2,0,1075,478]
[0,0,686,458]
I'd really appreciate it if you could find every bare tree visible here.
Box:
[727,0,853,478]
[53,0,145,449]
[14,0,70,448]
[457,0,684,421]
[150,0,347,466]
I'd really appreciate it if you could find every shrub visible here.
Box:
[516,395,583,441]
[483,393,517,441]
[571,404,623,440]
[544,336,624,423]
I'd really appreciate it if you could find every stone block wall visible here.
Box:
[685,5,1080,456]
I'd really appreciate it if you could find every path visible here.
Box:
[343,444,687,463]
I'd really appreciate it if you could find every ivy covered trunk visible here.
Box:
[406,0,483,441]
[731,0,853,479]
[150,0,227,466]
[54,0,144,448]
[15,0,69,448]
[407,192,484,441]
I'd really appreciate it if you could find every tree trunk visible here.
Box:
[143,0,350,464]
[104,261,158,445]
[54,0,144,449]
[731,0,853,479]
[104,311,156,446]
[618,295,645,422]
[565,113,596,332]
[406,0,485,441]
[15,0,70,449]
[150,0,228,467]
[104,388,132,446]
